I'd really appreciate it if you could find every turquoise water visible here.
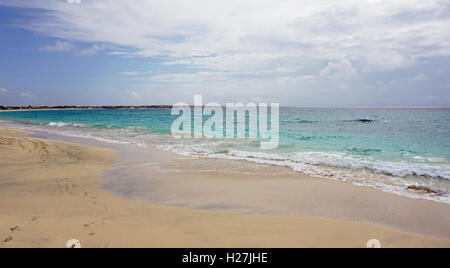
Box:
[1,108,449,203]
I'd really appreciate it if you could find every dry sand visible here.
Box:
[0,126,449,248]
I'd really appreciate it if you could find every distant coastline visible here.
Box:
[1,105,449,112]
[0,105,173,111]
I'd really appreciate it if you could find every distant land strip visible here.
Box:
[0,105,173,111]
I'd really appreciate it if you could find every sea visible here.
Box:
[1,107,449,204]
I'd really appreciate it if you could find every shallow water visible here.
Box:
[1,107,449,203]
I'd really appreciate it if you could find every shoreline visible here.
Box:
[0,115,450,205]
[0,126,449,247]
[1,118,450,235]
[3,118,450,235]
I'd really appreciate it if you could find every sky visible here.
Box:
[0,0,450,107]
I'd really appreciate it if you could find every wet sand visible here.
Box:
[0,126,449,248]
[104,150,450,239]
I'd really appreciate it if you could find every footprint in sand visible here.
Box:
[83,223,96,236]
[2,225,21,244]
[2,236,13,243]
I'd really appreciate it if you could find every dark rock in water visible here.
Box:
[357,119,375,123]
[406,185,442,195]
[345,119,376,123]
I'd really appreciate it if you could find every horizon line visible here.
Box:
[1,105,450,110]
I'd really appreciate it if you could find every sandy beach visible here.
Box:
[0,126,448,248]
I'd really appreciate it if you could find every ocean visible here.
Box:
[1,107,449,204]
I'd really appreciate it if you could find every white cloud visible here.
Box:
[119,71,152,77]
[108,51,131,56]
[40,40,73,52]
[4,0,449,75]
[366,51,414,71]
[0,88,8,95]
[40,40,104,56]
[67,0,81,4]
[76,45,104,56]
[320,58,356,79]
[2,0,450,105]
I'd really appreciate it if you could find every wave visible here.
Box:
[47,122,89,128]
[290,151,450,180]
[157,144,450,204]
[154,141,450,181]
[211,150,450,180]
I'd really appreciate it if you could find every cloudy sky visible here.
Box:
[0,0,450,106]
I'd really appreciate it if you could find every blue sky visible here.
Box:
[0,0,450,107]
